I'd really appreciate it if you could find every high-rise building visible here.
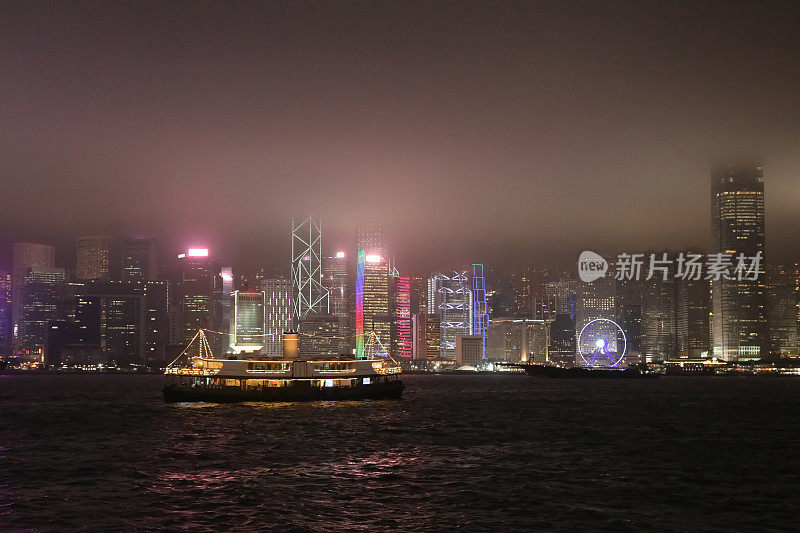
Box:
[676,268,710,358]
[767,264,799,358]
[262,277,292,357]
[121,238,158,282]
[428,271,472,359]
[0,271,10,356]
[391,275,412,358]
[486,317,547,363]
[575,259,616,367]
[20,268,67,360]
[291,217,329,324]
[356,249,391,358]
[548,313,576,367]
[298,314,341,358]
[229,291,265,354]
[12,242,55,342]
[472,264,488,362]
[710,165,767,361]
[424,313,441,359]
[640,252,677,362]
[76,236,111,281]
[174,248,221,345]
[323,251,350,353]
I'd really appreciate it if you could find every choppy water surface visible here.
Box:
[1,374,799,531]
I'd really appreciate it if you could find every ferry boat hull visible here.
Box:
[522,364,658,379]
[163,379,405,403]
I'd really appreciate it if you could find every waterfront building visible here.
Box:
[20,268,67,360]
[323,250,350,353]
[391,275,413,358]
[487,317,548,363]
[455,335,483,366]
[710,165,767,361]
[261,277,292,356]
[548,313,576,367]
[428,271,472,359]
[298,314,341,358]
[356,249,391,358]
[229,291,266,354]
[767,264,799,358]
[640,252,677,362]
[0,271,10,355]
[76,235,111,281]
[676,268,710,358]
[121,238,158,282]
[12,242,55,342]
[174,248,221,345]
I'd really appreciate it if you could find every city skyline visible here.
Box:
[2,2,800,272]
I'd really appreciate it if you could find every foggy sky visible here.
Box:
[1,1,799,273]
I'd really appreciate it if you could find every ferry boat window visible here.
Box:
[324,379,334,387]
[362,377,371,385]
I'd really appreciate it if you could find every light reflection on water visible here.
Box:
[1,373,798,531]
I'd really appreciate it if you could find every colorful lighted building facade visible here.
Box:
[392,275,412,358]
[428,271,473,359]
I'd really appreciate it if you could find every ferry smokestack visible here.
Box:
[282,331,298,360]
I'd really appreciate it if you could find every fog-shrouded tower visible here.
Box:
[710,165,767,361]
[291,217,329,327]
[76,235,111,281]
[12,242,56,344]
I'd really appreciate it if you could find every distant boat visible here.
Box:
[521,364,658,379]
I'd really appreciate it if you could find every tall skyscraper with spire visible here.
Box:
[710,165,767,361]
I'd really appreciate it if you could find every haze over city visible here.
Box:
[2,1,800,272]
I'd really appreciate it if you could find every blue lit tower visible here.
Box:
[472,264,488,360]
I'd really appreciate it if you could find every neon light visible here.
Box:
[472,264,488,360]
[177,253,186,258]
[187,248,209,257]
[336,251,345,258]
[365,254,382,263]
[355,249,365,358]
[578,318,627,367]
[395,276,412,357]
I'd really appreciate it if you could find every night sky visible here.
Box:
[1,1,799,272]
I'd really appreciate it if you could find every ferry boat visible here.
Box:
[163,330,404,402]
[521,363,659,379]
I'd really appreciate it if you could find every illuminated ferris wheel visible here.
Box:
[577,318,627,367]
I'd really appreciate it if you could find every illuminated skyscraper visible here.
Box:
[175,248,221,344]
[229,291,265,354]
[767,264,798,358]
[261,277,292,357]
[12,242,55,343]
[355,250,390,357]
[323,250,350,353]
[472,264,488,361]
[710,165,767,361]
[20,267,67,360]
[428,271,472,359]
[0,271,11,356]
[121,238,158,282]
[291,217,329,324]
[676,262,710,358]
[391,275,412,358]
[76,235,111,281]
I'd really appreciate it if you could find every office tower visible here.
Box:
[428,271,472,359]
[121,238,158,281]
[548,314,576,367]
[12,242,56,341]
[0,272,11,355]
[291,217,329,324]
[767,264,799,358]
[575,259,616,367]
[640,252,677,362]
[455,335,483,366]
[298,314,341,358]
[616,278,643,363]
[262,277,292,357]
[76,236,111,280]
[676,269,710,358]
[175,248,221,345]
[355,249,391,358]
[391,275,412,358]
[486,317,547,363]
[472,264,488,361]
[220,266,234,334]
[229,291,265,354]
[356,223,387,257]
[711,165,767,361]
[525,319,549,363]
[409,275,427,315]
[538,280,575,321]
[20,268,67,360]
[323,250,350,353]
[424,313,441,359]
[142,280,170,362]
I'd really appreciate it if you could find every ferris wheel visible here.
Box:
[577,318,627,367]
